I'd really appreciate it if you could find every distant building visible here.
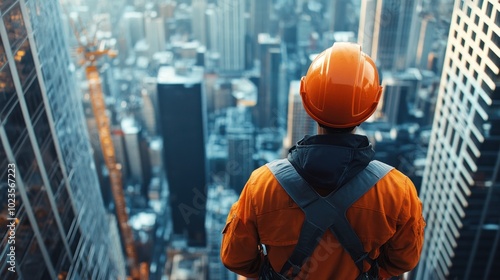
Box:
[358,0,418,71]
[191,0,207,47]
[205,186,238,280]
[0,0,126,278]
[248,0,272,60]
[415,1,500,279]
[255,34,281,130]
[381,69,421,125]
[217,0,246,75]
[226,107,254,193]
[284,81,316,149]
[157,65,208,247]
[144,11,166,56]
[123,10,145,49]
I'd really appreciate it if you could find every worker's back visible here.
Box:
[221,43,425,279]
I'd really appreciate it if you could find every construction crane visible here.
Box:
[65,8,140,280]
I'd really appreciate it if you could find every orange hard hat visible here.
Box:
[300,42,382,128]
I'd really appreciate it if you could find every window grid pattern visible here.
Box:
[1,0,126,279]
[417,1,500,279]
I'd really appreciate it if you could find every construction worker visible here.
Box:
[221,42,425,279]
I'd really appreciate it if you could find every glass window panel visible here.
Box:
[0,0,16,13]
[33,109,51,147]
[16,213,34,263]
[3,4,28,52]
[19,238,49,280]
[0,65,17,121]
[24,167,43,204]
[42,221,63,268]
[0,35,7,68]
[56,187,74,235]
[5,103,27,151]
[24,78,43,118]
[15,39,36,88]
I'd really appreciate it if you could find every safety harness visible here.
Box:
[265,158,393,279]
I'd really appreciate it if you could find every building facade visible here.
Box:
[0,0,126,279]
[157,65,208,247]
[415,1,500,279]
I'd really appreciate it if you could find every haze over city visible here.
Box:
[0,0,499,279]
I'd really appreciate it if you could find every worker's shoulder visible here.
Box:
[368,167,418,203]
[380,167,415,190]
[245,163,283,191]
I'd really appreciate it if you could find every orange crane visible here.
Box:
[66,9,140,280]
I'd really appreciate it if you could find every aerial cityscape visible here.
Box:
[0,0,498,279]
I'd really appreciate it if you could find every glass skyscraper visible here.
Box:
[0,0,125,279]
[415,0,499,279]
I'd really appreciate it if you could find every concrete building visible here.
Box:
[284,80,316,150]
[0,0,126,278]
[157,65,208,247]
[415,1,500,279]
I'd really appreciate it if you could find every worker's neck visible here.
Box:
[317,125,357,135]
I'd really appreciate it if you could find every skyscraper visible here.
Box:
[157,65,208,247]
[191,0,207,47]
[284,81,316,149]
[217,0,245,75]
[0,0,125,279]
[144,11,166,56]
[255,34,281,130]
[415,1,500,279]
[226,107,254,194]
[358,0,417,71]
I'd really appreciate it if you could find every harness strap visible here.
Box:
[266,159,393,277]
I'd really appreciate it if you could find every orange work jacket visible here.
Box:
[221,164,425,279]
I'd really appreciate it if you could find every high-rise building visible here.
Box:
[217,0,245,75]
[255,34,281,130]
[205,185,238,280]
[284,81,316,149]
[415,1,500,279]
[226,107,254,194]
[326,0,360,33]
[381,69,421,125]
[145,11,166,56]
[358,0,417,71]
[248,0,271,60]
[157,65,208,247]
[123,10,145,49]
[191,0,207,47]
[0,1,125,279]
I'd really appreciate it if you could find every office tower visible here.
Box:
[226,107,254,193]
[145,11,166,56]
[123,10,145,49]
[407,0,453,73]
[381,69,421,125]
[255,34,281,130]
[205,186,238,280]
[141,77,159,136]
[296,14,313,49]
[192,0,207,47]
[0,1,125,279]
[415,1,500,279]
[284,81,316,149]
[248,0,271,60]
[157,65,208,247]
[217,0,245,75]
[205,4,218,53]
[358,0,417,71]
[326,0,361,33]
[121,118,145,186]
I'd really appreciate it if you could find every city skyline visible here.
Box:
[1,0,499,279]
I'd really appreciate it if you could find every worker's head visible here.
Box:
[300,42,382,134]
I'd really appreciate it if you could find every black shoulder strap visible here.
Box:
[266,159,393,277]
